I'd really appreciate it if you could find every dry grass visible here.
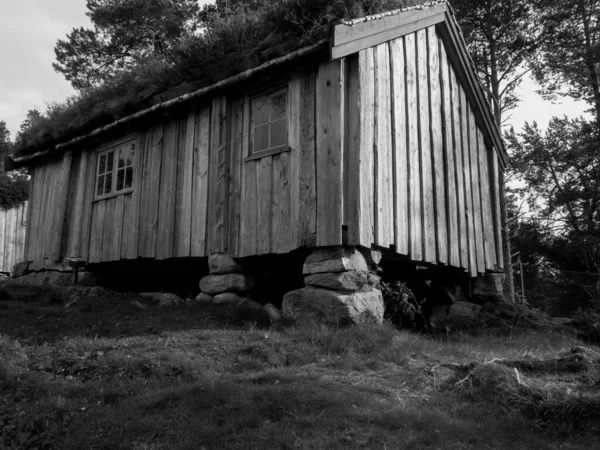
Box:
[1,284,599,449]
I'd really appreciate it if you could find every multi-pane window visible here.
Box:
[250,89,287,156]
[95,138,135,199]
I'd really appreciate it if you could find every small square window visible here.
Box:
[95,138,135,200]
[250,89,288,156]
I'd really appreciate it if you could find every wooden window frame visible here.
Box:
[246,87,290,161]
[93,135,136,201]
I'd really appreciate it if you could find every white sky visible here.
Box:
[0,0,590,139]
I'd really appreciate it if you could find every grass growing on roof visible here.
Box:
[15,0,428,157]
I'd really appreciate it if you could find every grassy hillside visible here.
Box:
[1,283,599,449]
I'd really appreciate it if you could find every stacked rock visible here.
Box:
[282,247,385,325]
[197,253,255,306]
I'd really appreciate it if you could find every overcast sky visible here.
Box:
[0,0,589,139]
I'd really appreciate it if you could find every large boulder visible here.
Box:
[304,270,379,293]
[12,270,95,286]
[11,261,30,279]
[303,247,368,275]
[213,292,247,306]
[208,253,244,275]
[429,301,482,330]
[282,287,384,325]
[199,274,255,295]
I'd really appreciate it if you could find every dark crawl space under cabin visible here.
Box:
[9,1,508,323]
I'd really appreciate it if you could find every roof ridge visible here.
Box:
[341,0,448,26]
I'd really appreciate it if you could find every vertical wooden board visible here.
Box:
[88,201,105,263]
[272,151,291,253]
[26,167,43,261]
[139,124,164,258]
[113,194,125,261]
[156,119,178,260]
[240,158,258,257]
[428,27,447,265]
[417,29,435,262]
[298,69,318,246]
[38,162,57,261]
[50,151,72,260]
[478,130,496,270]
[0,210,6,270]
[316,59,344,247]
[174,114,189,257]
[207,97,229,253]
[440,40,460,269]
[228,99,244,256]
[66,150,89,257]
[16,205,27,265]
[405,33,422,261]
[374,43,394,248]
[178,107,195,257]
[389,37,409,256]
[5,208,16,271]
[101,199,116,262]
[191,103,210,256]
[460,89,477,277]
[123,133,144,259]
[80,150,97,262]
[491,151,504,269]
[469,109,485,274]
[257,156,273,254]
[120,194,134,259]
[451,65,467,270]
[288,75,301,250]
[24,169,36,260]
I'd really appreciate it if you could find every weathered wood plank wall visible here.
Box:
[0,202,28,273]
[346,26,502,276]
[23,30,503,277]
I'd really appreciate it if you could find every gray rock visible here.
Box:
[472,273,505,299]
[11,261,30,279]
[303,247,368,275]
[13,270,95,286]
[263,303,282,323]
[208,253,244,275]
[195,292,214,304]
[282,287,384,325]
[357,247,382,266]
[199,274,255,295]
[429,302,482,330]
[213,292,247,306]
[304,270,379,293]
[139,292,183,307]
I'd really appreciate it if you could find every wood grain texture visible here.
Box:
[101,198,116,262]
[374,43,394,248]
[139,124,163,258]
[89,201,105,263]
[176,107,195,257]
[451,62,467,270]
[173,113,188,255]
[405,33,422,261]
[288,74,301,249]
[36,162,55,261]
[428,27,447,265]
[316,59,344,247]
[49,151,72,261]
[417,29,435,263]
[5,208,16,271]
[439,39,459,268]
[66,150,89,258]
[272,151,291,253]
[228,99,244,256]
[15,204,27,267]
[26,167,44,261]
[491,151,504,269]
[191,103,210,256]
[298,69,317,246]
[460,88,477,277]
[80,150,97,262]
[390,37,409,256]
[256,156,272,254]
[24,170,35,260]
[478,129,496,270]
[469,108,485,274]
[123,133,143,259]
[156,118,179,259]
[240,158,258,257]
[0,210,6,270]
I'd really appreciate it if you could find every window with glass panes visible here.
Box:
[95,138,135,199]
[250,89,287,156]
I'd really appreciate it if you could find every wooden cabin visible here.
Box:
[12,1,506,281]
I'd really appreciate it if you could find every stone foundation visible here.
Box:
[282,247,385,325]
[196,253,255,306]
